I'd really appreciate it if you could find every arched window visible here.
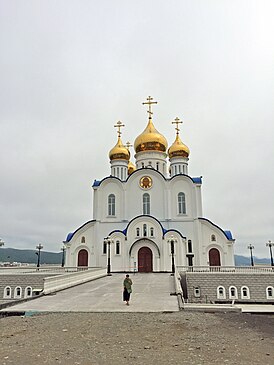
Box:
[3,286,11,299]
[136,228,140,237]
[217,286,226,299]
[116,240,120,255]
[143,224,147,237]
[178,192,186,214]
[211,234,216,242]
[108,194,115,216]
[266,286,274,299]
[14,286,22,299]
[229,286,238,299]
[150,227,154,237]
[143,193,150,215]
[241,286,250,299]
[24,287,32,298]
[81,236,85,244]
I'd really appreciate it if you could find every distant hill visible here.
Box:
[0,247,62,265]
[235,254,270,266]
[0,247,271,266]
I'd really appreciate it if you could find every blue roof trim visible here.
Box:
[108,229,126,236]
[198,217,234,241]
[192,177,202,184]
[65,220,96,242]
[163,229,186,239]
[92,180,101,187]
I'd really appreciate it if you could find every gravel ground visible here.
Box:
[0,311,273,365]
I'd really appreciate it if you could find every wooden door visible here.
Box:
[78,249,88,267]
[209,248,221,266]
[138,247,153,272]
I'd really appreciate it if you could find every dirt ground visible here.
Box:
[0,311,273,365]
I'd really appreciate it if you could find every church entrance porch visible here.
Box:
[138,247,153,272]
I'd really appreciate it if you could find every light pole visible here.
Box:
[266,240,274,267]
[247,244,254,267]
[104,237,114,275]
[36,244,43,268]
[0,238,4,264]
[61,245,66,267]
[168,235,177,275]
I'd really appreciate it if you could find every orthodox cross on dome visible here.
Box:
[142,96,158,118]
[125,141,132,150]
[114,121,125,137]
[172,117,183,135]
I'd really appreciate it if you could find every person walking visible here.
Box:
[123,274,132,305]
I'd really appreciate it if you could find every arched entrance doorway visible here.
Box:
[138,246,153,272]
[78,249,88,267]
[209,248,221,266]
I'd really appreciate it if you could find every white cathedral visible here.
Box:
[64,96,235,272]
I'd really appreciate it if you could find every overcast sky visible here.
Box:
[0,0,273,259]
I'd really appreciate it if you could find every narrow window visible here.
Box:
[136,228,140,237]
[156,162,159,171]
[211,234,216,242]
[143,193,150,215]
[150,227,154,237]
[143,224,147,237]
[108,194,115,216]
[103,242,107,254]
[266,286,274,299]
[183,165,185,174]
[178,192,186,214]
[217,286,226,299]
[121,168,123,180]
[194,287,201,298]
[116,241,120,255]
[241,286,250,299]
[113,167,115,176]
[25,287,32,298]
[81,236,85,243]
[141,162,144,168]
[175,166,177,175]
[229,286,238,299]
[4,286,11,299]
[14,287,22,299]
[179,165,181,173]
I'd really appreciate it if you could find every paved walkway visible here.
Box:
[1,273,179,313]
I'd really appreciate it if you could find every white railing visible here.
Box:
[177,266,274,273]
[0,266,93,275]
[43,267,106,295]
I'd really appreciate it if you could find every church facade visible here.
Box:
[64,97,235,271]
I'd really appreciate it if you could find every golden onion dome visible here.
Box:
[128,161,136,175]
[109,136,130,161]
[168,134,190,159]
[134,118,168,153]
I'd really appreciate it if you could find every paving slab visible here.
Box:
[0,273,179,313]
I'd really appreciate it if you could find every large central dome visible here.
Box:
[134,118,168,153]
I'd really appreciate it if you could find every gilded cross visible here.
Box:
[125,141,132,150]
[142,96,158,117]
[172,117,183,135]
[114,121,125,137]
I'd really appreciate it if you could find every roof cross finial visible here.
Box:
[142,96,158,118]
[172,117,183,135]
[125,141,132,150]
[114,121,125,137]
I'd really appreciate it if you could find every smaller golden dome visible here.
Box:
[109,136,130,161]
[168,134,190,159]
[128,161,136,175]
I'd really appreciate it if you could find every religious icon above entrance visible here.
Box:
[139,176,153,189]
